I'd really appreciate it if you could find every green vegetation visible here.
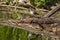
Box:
[0,24,28,40]
[30,0,60,8]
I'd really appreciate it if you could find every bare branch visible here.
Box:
[43,5,60,17]
[0,17,60,37]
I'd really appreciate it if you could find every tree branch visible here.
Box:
[20,17,60,24]
[43,5,60,17]
[0,17,60,36]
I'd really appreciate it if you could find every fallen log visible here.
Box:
[19,17,60,29]
[20,17,60,24]
[0,17,60,30]
[0,18,45,35]
[0,18,60,37]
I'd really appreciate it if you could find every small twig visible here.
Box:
[0,4,28,10]
[43,5,60,17]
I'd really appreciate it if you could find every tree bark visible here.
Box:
[20,17,60,24]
